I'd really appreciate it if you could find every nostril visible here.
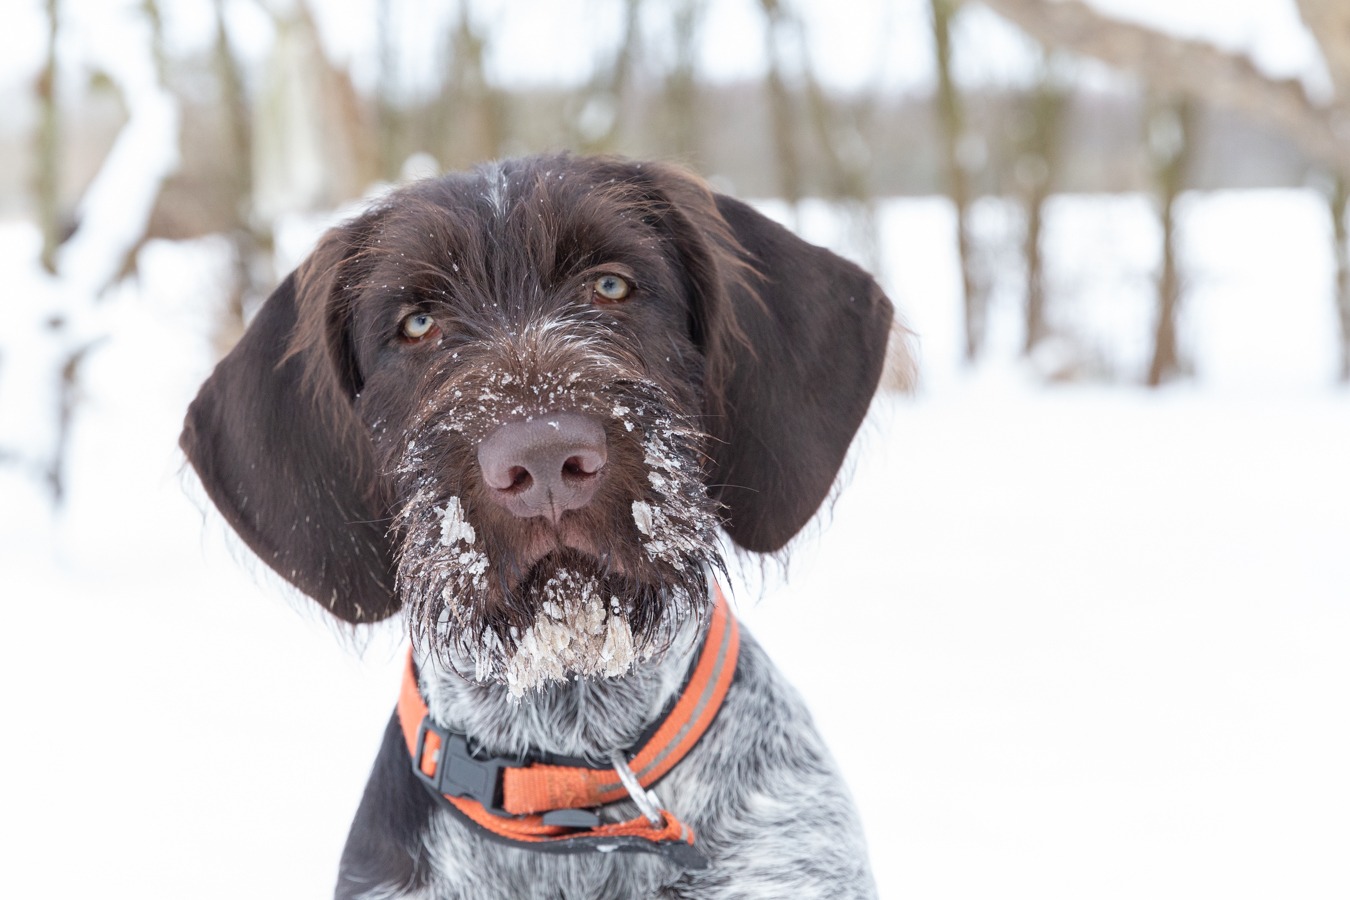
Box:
[563,451,604,479]
[477,412,608,518]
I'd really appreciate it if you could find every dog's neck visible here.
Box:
[412,619,699,763]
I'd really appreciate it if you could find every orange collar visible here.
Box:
[397,582,740,869]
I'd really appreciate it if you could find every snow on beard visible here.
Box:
[392,351,723,697]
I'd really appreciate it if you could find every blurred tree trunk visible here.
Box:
[752,0,892,377]
[1020,169,1049,355]
[27,0,70,499]
[212,0,273,355]
[764,0,882,267]
[759,0,803,215]
[34,0,80,503]
[805,76,884,277]
[438,2,508,166]
[1145,95,1196,387]
[664,0,705,161]
[570,0,642,154]
[1016,56,1068,355]
[253,1,376,219]
[142,0,167,83]
[35,0,61,275]
[48,0,174,499]
[983,0,1350,383]
[1331,176,1350,382]
[931,0,983,362]
[1295,0,1350,380]
[50,341,102,504]
[21,0,181,504]
[376,0,402,179]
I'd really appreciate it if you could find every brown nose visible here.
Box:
[476,412,608,522]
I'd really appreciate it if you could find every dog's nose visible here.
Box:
[477,412,607,522]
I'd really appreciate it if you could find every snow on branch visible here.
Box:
[977,0,1350,179]
[58,8,181,298]
[0,1,182,504]
[1294,0,1350,103]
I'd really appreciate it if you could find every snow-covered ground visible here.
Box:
[2,190,1347,899]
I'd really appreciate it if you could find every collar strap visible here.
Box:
[397,582,740,870]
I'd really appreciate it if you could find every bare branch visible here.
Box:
[933,0,984,360]
[34,0,61,274]
[1294,0,1350,102]
[977,0,1350,178]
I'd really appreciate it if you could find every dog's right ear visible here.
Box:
[180,214,401,623]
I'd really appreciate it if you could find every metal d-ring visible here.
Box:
[608,750,665,827]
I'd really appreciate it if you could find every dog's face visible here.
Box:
[353,164,727,691]
[182,155,897,694]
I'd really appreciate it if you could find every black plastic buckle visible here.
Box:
[413,718,520,816]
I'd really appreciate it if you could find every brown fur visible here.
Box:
[182,154,896,633]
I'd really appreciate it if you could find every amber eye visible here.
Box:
[401,312,440,342]
[592,274,632,303]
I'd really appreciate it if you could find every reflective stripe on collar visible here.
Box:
[396,582,740,869]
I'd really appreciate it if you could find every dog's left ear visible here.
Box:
[181,213,401,623]
[639,164,899,553]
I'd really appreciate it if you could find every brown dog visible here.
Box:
[182,155,896,898]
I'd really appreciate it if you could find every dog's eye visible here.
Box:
[592,274,632,303]
[401,312,440,342]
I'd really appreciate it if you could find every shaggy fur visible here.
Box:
[181,154,897,899]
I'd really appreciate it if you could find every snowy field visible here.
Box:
[2,190,1348,899]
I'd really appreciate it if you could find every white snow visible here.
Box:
[0,0,180,504]
[632,499,655,536]
[2,188,1348,898]
[437,496,477,547]
[502,571,639,696]
[56,5,181,297]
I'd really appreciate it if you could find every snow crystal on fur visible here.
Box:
[500,570,640,697]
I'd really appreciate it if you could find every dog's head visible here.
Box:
[182,155,896,693]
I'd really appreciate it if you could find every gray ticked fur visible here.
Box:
[349,625,876,900]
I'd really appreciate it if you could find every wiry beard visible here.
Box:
[390,337,724,697]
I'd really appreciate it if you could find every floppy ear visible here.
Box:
[641,169,896,554]
[630,163,896,552]
[180,218,401,623]
[705,194,895,552]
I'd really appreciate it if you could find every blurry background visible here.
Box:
[0,1,1346,898]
